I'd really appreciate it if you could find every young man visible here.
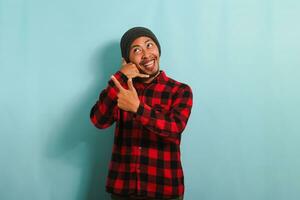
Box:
[90,27,193,200]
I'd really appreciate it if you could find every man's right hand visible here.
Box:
[120,58,149,79]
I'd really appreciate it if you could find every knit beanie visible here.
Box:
[120,27,161,63]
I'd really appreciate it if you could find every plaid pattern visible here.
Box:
[90,71,193,199]
[111,193,184,200]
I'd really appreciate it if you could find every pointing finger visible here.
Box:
[111,75,124,91]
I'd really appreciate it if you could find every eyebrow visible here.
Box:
[130,39,152,49]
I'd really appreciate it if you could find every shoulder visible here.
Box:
[163,72,193,94]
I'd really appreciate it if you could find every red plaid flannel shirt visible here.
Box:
[90,70,193,199]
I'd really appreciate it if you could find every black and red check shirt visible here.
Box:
[90,70,193,199]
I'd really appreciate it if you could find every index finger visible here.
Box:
[111,75,124,91]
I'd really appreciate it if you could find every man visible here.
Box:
[90,27,193,200]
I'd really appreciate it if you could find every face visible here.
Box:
[129,36,160,78]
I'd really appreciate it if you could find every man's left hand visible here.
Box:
[111,75,140,113]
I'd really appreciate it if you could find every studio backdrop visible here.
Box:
[0,0,299,199]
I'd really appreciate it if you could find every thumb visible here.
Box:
[127,78,136,92]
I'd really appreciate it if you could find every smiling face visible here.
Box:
[129,36,160,81]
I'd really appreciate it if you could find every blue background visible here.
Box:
[0,0,299,199]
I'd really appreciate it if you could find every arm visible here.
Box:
[90,71,128,129]
[91,58,149,129]
[135,84,193,142]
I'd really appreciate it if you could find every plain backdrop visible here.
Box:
[0,0,299,199]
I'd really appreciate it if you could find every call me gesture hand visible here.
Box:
[120,58,149,79]
[111,58,149,113]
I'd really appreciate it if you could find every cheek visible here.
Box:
[151,49,160,58]
[129,54,141,64]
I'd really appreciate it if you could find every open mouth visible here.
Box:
[141,59,155,69]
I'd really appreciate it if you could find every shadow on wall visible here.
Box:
[45,41,121,200]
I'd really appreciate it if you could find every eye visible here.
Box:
[146,42,153,48]
[133,48,141,54]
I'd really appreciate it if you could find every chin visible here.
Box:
[145,62,159,75]
[148,68,160,78]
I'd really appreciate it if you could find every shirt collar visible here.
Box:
[151,70,168,84]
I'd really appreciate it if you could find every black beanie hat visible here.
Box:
[120,27,161,63]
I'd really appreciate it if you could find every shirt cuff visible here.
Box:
[136,102,153,125]
[105,71,128,100]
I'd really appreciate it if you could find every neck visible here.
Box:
[142,71,160,83]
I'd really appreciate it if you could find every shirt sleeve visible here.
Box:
[135,84,193,142]
[90,71,128,129]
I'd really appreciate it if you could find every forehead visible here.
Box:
[130,36,153,47]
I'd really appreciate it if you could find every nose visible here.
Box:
[141,49,150,59]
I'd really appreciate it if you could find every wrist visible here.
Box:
[132,101,140,113]
[115,71,128,82]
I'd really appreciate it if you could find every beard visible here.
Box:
[135,62,160,83]
[139,66,160,78]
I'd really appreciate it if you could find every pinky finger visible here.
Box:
[137,73,150,78]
